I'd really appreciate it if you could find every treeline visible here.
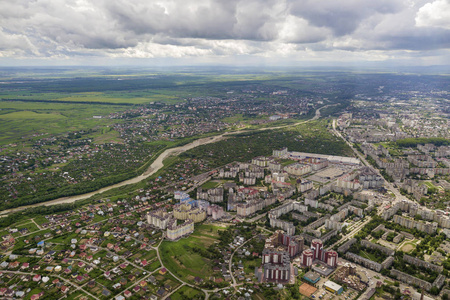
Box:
[396,137,450,148]
[181,121,353,169]
[0,167,138,211]
[0,200,91,229]
[348,242,387,263]
[393,253,439,283]
[1,142,165,211]
[1,98,134,106]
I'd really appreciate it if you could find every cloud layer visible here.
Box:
[0,0,449,65]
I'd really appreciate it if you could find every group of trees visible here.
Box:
[0,139,164,211]
[348,242,388,263]
[354,216,383,240]
[181,120,353,169]
[396,137,450,148]
[393,257,439,283]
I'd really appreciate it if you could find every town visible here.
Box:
[0,71,449,300]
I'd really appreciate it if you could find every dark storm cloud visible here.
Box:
[288,0,405,36]
[0,0,449,63]
[101,0,282,41]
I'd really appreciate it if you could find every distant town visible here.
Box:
[0,70,449,300]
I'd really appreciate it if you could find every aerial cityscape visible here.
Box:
[0,1,449,300]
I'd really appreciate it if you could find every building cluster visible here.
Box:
[398,200,450,229]
[402,254,443,273]
[255,248,293,283]
[268,198,366,241]
[197,187,224,203]
[256,231,338,285]
[236,196,277,217]
[382,199,450,233]
[264,230,304,257]
[400,179,428,200]
[147,208,195,241]
[360,240,394,256]
[148,191,226,241]
[217,161,265,187]
[390,269,445,292]
[268,201,308,235]
[338,238,394,272]
[334,263,368,292]
[392,215,437,235]
[336,167,383,190]
[372,224,406,244]
[212,148,375,221]
[216,161,293,216]
[344,253,393,273]
[361,142,450,181]
[173,203,206,223]
[300,238,338,269]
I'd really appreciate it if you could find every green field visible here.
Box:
[170,285,204,300]
[0,110,67,119]
[201,181,220,189]
[0,101,122,144]
[159,224,224,284]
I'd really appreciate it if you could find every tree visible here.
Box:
[429,287,439,295]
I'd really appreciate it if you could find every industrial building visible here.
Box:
[303,271,321,285]
[323,280,343,295]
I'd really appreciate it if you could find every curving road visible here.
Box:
[1,105,330,217]
[0,134,227,216]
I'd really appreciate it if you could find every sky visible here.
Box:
[0,0,449,67]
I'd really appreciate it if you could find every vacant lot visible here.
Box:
[159,224,225,284]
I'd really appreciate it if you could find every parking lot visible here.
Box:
[310,277,358,300]
[311,288,358,300]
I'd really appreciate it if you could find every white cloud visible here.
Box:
[416,0,450,30]
[0,0,448,64]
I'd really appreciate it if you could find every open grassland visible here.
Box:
[0,110,66,119]
[1,91,181,105]
[0,101,122,145]
[160,237,215,283]
[159,224,224,284]
[170,286,203,300]
[201,180,221,189]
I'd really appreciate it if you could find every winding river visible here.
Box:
[0,106,326,216]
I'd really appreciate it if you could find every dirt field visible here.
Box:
[400,243,415,253]
[299,283,317,297]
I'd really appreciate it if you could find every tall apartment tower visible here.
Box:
[311,239,324,261]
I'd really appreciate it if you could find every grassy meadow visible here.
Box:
[159,224,225,284]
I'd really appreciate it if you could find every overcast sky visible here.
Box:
[1,0,449,67]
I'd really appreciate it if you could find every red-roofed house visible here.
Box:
[124,290,132,298]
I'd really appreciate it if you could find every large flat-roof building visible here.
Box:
[324,280,343,295]
[303,271,321,285]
